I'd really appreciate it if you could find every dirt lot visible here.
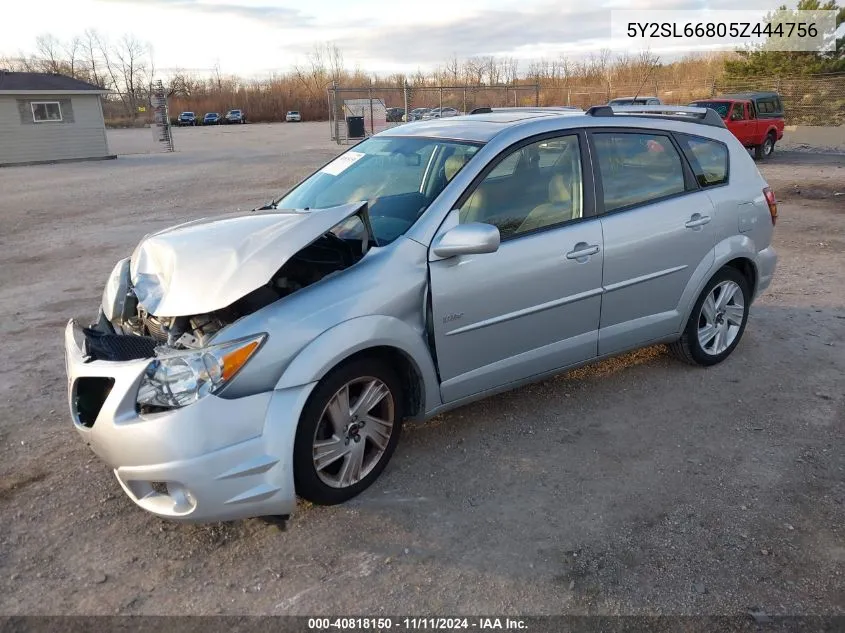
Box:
[0,123,843,616]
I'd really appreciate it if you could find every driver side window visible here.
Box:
[457,134,584,239]
[730,103,746,121]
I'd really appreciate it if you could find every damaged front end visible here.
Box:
[87,201,375,362]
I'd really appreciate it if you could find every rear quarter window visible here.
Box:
[675,133,729,187]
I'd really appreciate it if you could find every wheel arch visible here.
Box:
[274,315,441,420]
[723,256,758,298]
[676,237,759,333]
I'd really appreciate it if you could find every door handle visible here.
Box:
[685,214,711,229]
[565,243,600,260]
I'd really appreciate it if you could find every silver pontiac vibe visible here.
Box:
[64,106,778,522]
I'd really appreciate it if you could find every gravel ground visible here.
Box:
[0,123,843,616]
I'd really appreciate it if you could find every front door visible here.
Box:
[429,132,604,403]
[588,129,716,355]
[729,102,753,145]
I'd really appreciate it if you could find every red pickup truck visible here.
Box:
[689,92,785,160]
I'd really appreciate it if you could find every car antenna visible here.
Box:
[631,53,659,103]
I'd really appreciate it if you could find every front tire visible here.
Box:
[669,267,751,366]
[293,358,404,505]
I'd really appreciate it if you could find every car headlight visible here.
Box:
[137,334,266,409]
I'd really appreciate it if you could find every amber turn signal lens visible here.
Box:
[221,340,260,382]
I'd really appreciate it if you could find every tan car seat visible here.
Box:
[444,153,470,181]
[515,173,574,234]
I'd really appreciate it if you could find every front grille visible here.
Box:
[74,377,115,428]
[83,327,157,362]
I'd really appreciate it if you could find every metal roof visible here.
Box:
[380,110,584,142]
[0,71,109,94]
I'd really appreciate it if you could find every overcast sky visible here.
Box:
[0,0,811,76]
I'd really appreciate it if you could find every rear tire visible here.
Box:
[755,133,775,160]
[669,267,751,367]
[293,358,404,505]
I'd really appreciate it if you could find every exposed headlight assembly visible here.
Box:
[137,334,266,409]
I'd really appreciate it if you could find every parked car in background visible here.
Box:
[202,112,221,125]
[404,108,430,122]
[688,92,784,160]
[177,112,198,126]
[608,96,662,106]
[64,104,777,523]
[286,111,302,122]
[423,107,460,119]
[386,107,405,123]
[224,109,247,124]
[470,106,582,115]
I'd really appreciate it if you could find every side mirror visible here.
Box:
[432,222,500,259]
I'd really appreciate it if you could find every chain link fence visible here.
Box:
[540,73,845,126]
[328,84,540,144]
[327,73,845,141]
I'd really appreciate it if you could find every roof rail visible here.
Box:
[586,104,726,128]
[469,106,582,115]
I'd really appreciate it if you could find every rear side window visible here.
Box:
[675,133,729,187]
[757,98,781,114]
[592,132,687,212]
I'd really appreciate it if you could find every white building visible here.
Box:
[0,70,114,167]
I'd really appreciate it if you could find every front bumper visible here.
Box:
[64,320,315,522]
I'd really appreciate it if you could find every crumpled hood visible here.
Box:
[130,202,367,317]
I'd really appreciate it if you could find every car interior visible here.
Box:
[458,136,583,238]
[593,133,686,212]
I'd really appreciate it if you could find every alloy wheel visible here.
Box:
[312,377,395,488]
[697,280,746,356]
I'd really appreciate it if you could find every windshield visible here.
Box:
[275,136,482,245]
[689,101,731,118]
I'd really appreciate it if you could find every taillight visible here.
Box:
[763,187,777,225]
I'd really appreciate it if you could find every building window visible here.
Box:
[31,102,63,123]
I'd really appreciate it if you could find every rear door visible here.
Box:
[589,129,716,356]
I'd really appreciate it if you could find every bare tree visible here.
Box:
[500,57,519,84]
[444,54,460,85]
[463,57,485,85]
[98,33,153,120]
[81,29,107,88]
[64,36,82,79]
[35,34,63,74]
